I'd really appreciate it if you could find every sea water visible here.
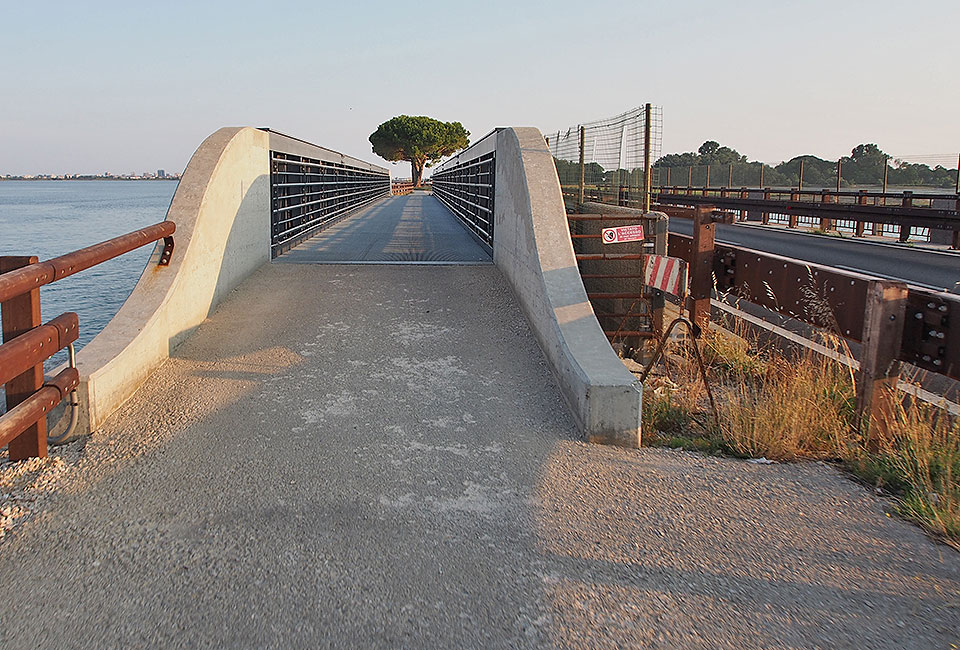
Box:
[0,180,178,366]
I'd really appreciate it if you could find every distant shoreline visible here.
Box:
[1,178,180,182]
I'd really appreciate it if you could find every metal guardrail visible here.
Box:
[563,185,960,248]
[655,187,960,236]
[671,205,958,443]
[269,151,391,257]
[0,222,175,461]
[432,151,496,248]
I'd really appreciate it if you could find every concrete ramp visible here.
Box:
[277,193,491,265]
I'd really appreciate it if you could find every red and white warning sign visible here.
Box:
[601,224,645,244]
[643,254,688,297]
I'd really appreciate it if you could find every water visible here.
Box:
[0,181,178,367]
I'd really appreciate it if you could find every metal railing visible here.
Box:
[563,185,960,248]
[673,206,959,440]
[432,151,496,248]
[269,151,391,257]
[0,222,175,460]
[391,181,414,196]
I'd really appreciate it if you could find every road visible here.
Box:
[669,218,960,294]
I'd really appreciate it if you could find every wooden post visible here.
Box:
[687,166,692,190]
[666,166,671,186]
[578,126,585,208]
[689,206,715,330]
[759,163,764,188]
[819,190,833,231]
[856,279,908,451]
[798,159,805,191]
[955,153,959,195]
[855,191,867,236]
[788,189,799,228]
[899,192,912,242]
[836,159,842,192]
[727,163,733,188]
[705,165,711,191]
[0,256,48,460]
[762,188,770,225]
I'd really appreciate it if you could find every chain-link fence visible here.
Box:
[547,105,663,197]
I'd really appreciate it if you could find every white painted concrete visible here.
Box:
[66,127,272,435]
[492,128,642,447]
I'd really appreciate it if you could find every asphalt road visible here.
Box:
[669,218,960,294]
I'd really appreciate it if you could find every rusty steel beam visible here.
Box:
[0,312,79,386]
[1,256,47,459]
[901,290,960,380]
[575,253,647,261]
[0,222,175,303]
[0,368,79,450]
[669,232,960,381]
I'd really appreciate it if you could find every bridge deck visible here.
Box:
[0,195,958,646]
[278,192,492,264]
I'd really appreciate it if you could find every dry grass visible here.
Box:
[717,338,856,461]
[878,399,960,542]
[639,322,959,546]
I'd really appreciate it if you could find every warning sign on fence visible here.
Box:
[601,224,645,244]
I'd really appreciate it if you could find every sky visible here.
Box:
[1,0,958,175]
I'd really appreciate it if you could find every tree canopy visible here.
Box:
[652,140,958,189]
[369,115,469,186]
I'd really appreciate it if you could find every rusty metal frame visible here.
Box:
[668,232,960,382]
[655,191,959,231]
[0,222,176,461]
[0,222,176,302]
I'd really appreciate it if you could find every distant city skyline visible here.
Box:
[2,0,958,176]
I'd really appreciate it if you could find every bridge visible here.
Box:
[0,127,958,647]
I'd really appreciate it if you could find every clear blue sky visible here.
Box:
[2,0,957,175]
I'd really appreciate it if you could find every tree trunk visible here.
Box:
[411,158,425,187]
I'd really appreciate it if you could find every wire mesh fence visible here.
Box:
[655,157,960,193]
[547,105,663,194]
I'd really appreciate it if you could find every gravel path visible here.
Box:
[0,263,957,648]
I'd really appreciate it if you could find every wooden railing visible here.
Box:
[0,222,175,460]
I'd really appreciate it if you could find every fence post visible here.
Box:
[687,166,692,191]
[643,103,652,213]
[788,189,799,229]
[758,163,764,188]
[798,159,805,191]
[856,279,907,451]
[689,205,715,330]
[578,126,585,208]
[899,192,912,242]
[819,190,834,231]
[0,256,48,460]
[762,188,770,224]
[836,159,842,192]
[855,191,867,237]
[704,165,711,193]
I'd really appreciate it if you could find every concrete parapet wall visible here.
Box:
[492,128,642,447]
[66,127,272,435]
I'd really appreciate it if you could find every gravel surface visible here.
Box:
[0,263,957,649]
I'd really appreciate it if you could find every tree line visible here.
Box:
[654,141,958,189]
